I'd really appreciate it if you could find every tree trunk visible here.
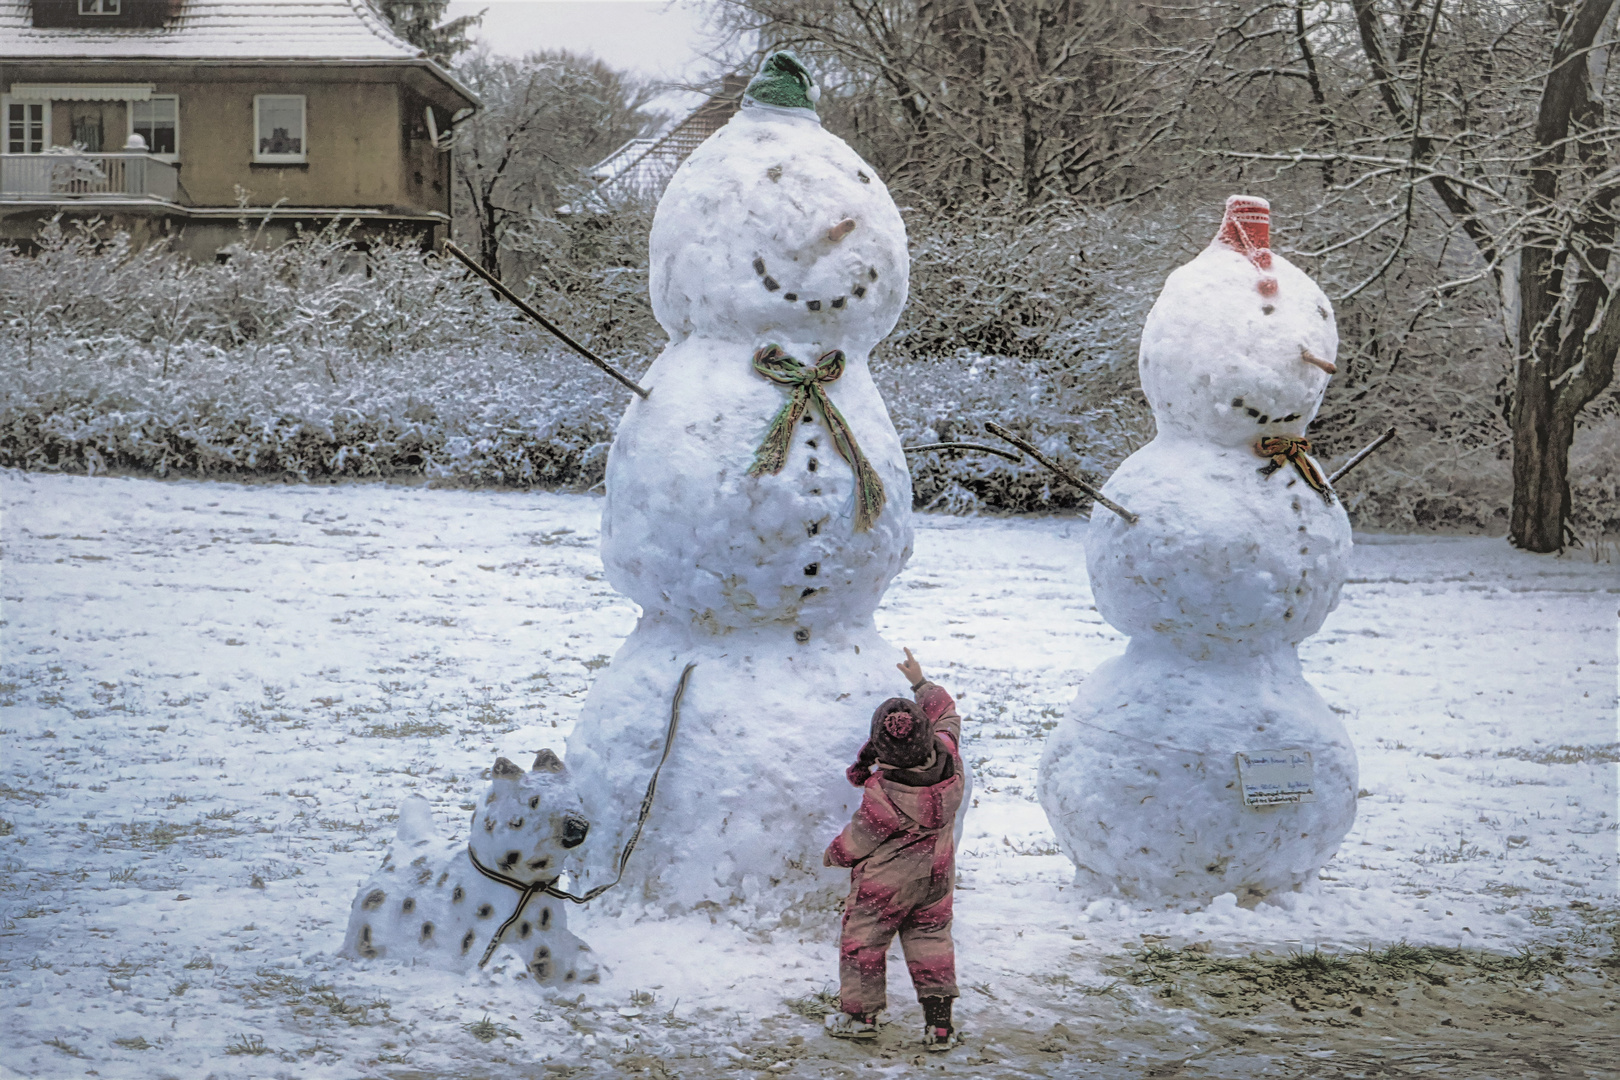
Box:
[1508,357,1575,551]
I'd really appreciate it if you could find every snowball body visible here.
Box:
[1037,198,1359,904]
[567,97,917,917]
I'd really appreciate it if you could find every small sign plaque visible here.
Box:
[1235,749,1317,806]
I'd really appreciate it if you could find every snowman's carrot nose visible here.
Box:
[827,218,857,242]
[1300,347,1337,375]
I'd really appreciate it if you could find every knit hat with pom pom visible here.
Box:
[869,697,934,769]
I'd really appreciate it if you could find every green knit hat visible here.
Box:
[745,51,819,112]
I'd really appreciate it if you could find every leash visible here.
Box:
[465,849,558,968]
[464,662,696,966]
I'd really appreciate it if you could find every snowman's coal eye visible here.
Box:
[783,292,798,302]
[1261,305,1275,315]
[753,257,766,276]
[763,276,780,292]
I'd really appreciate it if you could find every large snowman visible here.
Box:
[565,54,916,918]
[1037,196,1357,905]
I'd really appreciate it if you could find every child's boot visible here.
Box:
[920,996,958,1051]
[825,1010,880,1040]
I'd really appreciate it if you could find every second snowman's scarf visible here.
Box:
[748,344,886,532]
[1255,435,1336,504]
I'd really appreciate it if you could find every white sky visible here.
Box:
[444,0,724,84]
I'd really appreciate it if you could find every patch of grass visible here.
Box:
[113,1035,154,1050]
[1413,832,1492,864]
[1495,743,1620,765]
[361,718,451,739]
[1276,947,1353,982]
[225,1033,271,1056]
[784,986,840,1020]
[464,1014,521,1042]
[1365,940,1466,972]
[108,866,137,883]
[44,1035,84,1056]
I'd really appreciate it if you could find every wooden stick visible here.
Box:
[984,421,1139,524]
[1328,426,1397,484]
[903,442,1024,463]
[441,240,651,400]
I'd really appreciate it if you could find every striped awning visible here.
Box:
[9,83,154,101]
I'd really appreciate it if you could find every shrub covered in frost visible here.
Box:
[2,213,1614,534]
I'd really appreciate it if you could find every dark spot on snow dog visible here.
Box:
[500,850,521,869]
[401,897,415,913]
[362,889,385,910]
[477,904,494,918]
[420,922,434,941]
[520,921,532,938]
[461,930,476,954]
[452,886,465,903]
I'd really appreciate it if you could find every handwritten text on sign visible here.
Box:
[1235,749,1317,806]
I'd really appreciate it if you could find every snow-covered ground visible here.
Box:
[2,471,1615,1079]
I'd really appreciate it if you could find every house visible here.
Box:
[0,0,478,257]
[583,73,747,205]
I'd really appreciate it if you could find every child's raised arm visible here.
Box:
[897,647,961,753]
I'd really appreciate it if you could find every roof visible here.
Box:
[587,74,747,204]
[0,0,476,108]
[4,0,424,63]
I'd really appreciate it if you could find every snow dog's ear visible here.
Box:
[531,749,566,774]
[491,756,525,780]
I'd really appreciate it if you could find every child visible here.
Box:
[823,647,963,1051]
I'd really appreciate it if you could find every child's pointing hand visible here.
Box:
[896,647,924,687]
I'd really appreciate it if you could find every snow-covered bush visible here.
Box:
[2,214,1613,534]
[0,219,630,487]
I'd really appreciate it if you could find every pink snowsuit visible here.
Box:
[824,681,963,1016]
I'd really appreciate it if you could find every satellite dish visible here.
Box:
[424,106,450,151]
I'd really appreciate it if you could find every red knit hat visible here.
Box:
[869,697,933,769]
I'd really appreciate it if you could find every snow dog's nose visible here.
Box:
[560,814,589,849]
[826,218,857,243]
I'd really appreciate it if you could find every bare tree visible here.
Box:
[452,50,662,275]
[709,0,1195,205]
[1339,0,1619,550]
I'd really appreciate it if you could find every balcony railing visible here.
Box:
[0,153,179,201]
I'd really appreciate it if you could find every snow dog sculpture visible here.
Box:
[1038,196,1358,905]
[565,52,919,917]
[340,751,599,985]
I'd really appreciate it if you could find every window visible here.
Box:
[254,95,305,163]
[79,0,121,12]
[5,101,47,154]
[131,95,178,157]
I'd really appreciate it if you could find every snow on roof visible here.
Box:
[0,0,421,63]
[585,75,748,204]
